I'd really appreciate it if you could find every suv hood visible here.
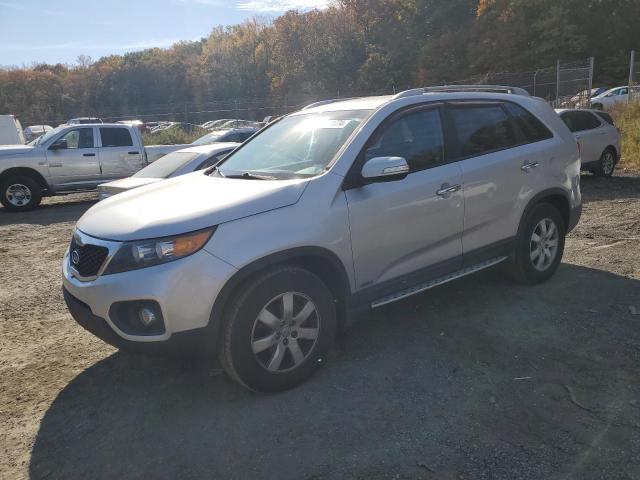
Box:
[0,145,34,156]
[77,171,309,241]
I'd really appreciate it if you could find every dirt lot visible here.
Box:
[1,172,639,480]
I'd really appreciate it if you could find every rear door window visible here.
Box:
[100,127,133,147]
[448,103,519,158]
[364,107,444,172]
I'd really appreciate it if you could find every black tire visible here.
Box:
[592,103,603,111]
[593,148,616,177]
[219,266,336,392]
[0,175,42,211]
[508,203,566,285]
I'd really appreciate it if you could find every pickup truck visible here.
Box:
[0,123,185,211]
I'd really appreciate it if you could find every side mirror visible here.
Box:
[361,156,409,181]
[49,138,67,150]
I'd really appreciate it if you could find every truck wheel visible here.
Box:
[508,203,566,285]
[219,266,336,393]
[0,176,42,211]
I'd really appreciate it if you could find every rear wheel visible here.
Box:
[0,176,42,211]
[594,148,616,177]
[219,266,336,392]
[508,203,565,284]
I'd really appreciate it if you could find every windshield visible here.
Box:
[192,131,227,146]
[217,110,369,179]
[29,126,64,146]
[133,151,201,178]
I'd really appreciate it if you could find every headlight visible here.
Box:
[103,227,215,275]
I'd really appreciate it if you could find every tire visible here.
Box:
[508,203,566,285]
[594,148,616,177]
[592,103,603,111]
[0,175,42,211]
[219,266,336,392]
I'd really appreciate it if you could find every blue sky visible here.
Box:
[0,0,330,67]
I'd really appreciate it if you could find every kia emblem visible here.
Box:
[71,249,80,265]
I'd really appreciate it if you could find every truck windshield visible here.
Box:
[216,109,370,179]
[29,126,64,146]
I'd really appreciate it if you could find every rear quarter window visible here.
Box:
[503,103,553,142]
[595,111,615,125]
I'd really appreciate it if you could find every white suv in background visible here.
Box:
[590,86,640,110]
[63,86,582,392]
[556,109,621,177]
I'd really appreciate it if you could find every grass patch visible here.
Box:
[142,126,204,146]
[609,102,640,170]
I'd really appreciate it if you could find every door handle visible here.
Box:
[83,153,96,157]
[128,151,140,155]
[521,161,540,172]
[436,183,461,197]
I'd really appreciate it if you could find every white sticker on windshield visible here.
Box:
[321,120,352,129]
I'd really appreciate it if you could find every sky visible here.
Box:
[0,0,330,67]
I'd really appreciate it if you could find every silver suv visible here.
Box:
[63,86,582,392]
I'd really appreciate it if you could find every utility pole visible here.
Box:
[587,57,594,108]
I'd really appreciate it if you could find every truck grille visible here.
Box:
[69,237,109,277]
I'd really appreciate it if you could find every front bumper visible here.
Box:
[63,244,237,346]
[64,287,207,355]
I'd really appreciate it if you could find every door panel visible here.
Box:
[45,127,101,187]
[98,127,145,180]
[346,163,464,289]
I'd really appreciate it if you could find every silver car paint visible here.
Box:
[64,91,582,343]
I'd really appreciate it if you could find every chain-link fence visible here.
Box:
[447,58,594,108]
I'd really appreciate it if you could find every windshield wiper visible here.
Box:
[222,172,276,180]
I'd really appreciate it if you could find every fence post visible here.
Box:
[587,56,594,108]
[556,60,561,104]
[629,50,635,103]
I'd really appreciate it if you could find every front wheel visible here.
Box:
[508,203,566,284]
[219,266,336,392]
[0,176,42,211]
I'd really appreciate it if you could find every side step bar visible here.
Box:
[371,256,509,308]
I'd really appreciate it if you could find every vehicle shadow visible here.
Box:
[580,172,640,203]
[0,196,96,226]
[29,264,640,479]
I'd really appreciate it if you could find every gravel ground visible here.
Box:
[1,172,639,480]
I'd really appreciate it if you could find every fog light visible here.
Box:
[138,307,157,327]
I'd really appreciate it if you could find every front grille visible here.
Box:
[69,237,109,277]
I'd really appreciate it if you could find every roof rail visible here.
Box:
[301,97,358,110]
[393,85,530,99]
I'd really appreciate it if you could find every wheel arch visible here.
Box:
[0,167,50,193]
[517,189,571,236]
[207,246,353,351]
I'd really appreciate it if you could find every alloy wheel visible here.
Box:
[251,291,320,373]
[530,218,559,271]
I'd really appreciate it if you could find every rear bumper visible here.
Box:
[64,287,207,356]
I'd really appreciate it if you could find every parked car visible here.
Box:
[562,87,608,108]
[556,109,620,177]
[0,115,26,145]
[68,117,103,125]
[98,143,239,200]
[23,124,53,142]
[590,86,640,110]
[62,86,582,392]
[0,123,185,210]
[191,127,258,145]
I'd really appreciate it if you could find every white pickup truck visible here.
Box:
[0,123,185,211]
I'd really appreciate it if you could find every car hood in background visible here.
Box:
[78,172,309,241]
[99,176,161,194]
[0,145,34,156]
